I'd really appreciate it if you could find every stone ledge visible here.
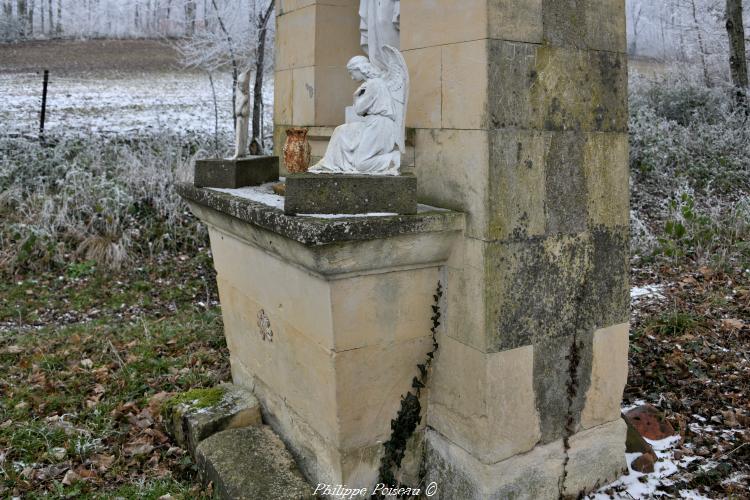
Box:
[176,182,464,247]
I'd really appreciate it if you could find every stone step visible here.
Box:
[164,384,262,457]
[196,426,317,500]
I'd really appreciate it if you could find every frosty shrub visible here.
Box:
[630,76,750,194]
[0,130,224,275]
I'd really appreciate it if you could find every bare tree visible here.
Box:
[689,0,712,86]
[725,0,748,107]
[629,1,644,55]
[17,0,27,37]
[185,0,195,35]
[47,0,51,35]
[55,0,61,35]
[249,0,274,154]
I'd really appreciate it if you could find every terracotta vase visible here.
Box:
[283,128,311,174]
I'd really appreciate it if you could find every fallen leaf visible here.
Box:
[80,358,94,369]
[3,345,22,354]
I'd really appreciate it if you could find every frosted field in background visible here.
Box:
[0,71,274,139]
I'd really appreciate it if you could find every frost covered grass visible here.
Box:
[629,76,750,269]
[0,130,230,276]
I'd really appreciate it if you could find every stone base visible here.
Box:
[424,419,627,500]
[194,156,279,189]
[196,427,316,500]
[284,173,417,215]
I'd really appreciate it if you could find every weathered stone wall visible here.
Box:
[401,1,630,496]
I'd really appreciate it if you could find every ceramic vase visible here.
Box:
[283,128,311,174]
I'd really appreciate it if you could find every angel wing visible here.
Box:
[381,45,409,154]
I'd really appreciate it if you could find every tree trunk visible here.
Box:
[47,0,52,34]
[28,0,34,35]
[725,0,748,108]
[185,0,195,35]
[250,0,275,155]
[690,0,711,87]
[17,0,27,37]
[55,0,61,35]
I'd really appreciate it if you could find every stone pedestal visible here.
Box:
[194,157,279,189]
[177,183,464,489]
[284,173,418,215]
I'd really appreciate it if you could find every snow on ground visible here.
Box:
[211,183,443,218]
[0,71,274,138]
[631,284,666,301]
[588,434,708,500]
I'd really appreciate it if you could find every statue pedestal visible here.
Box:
[284,173,417,215]
[194,156,279,189]
[176,182,464,489]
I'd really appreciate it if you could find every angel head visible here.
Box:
[346,56,381,81]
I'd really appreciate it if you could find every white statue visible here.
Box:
[232,69,251,159]
[310,46,409,176]
[359,0,400,70]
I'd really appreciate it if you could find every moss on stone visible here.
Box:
[163,387,226,417]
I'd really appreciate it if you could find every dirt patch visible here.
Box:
[0,39,192,75]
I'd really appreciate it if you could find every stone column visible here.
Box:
[273,0,361,172]
[401,1,630,497]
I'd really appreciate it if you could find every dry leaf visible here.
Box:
[722,318,745,331]
[80,358,94,369]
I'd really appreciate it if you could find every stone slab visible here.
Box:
[196,426,316,500]
[284,173,418,215]
[194,156,279,189]
[424,419,626,500]
[164,384,261,457]
[176,182,463,248]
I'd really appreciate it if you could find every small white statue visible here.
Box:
[359,0,400,71]
[232,69,251,160]
[310,46,409,176]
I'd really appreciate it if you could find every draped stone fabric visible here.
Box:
[359,0,400,70]
[311,76,400,175]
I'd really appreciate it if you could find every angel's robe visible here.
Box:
[359,0,400,70]
[311,77,400,175]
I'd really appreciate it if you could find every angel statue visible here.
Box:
[310,45,409,176]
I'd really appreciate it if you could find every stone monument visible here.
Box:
[179,1,630,498]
